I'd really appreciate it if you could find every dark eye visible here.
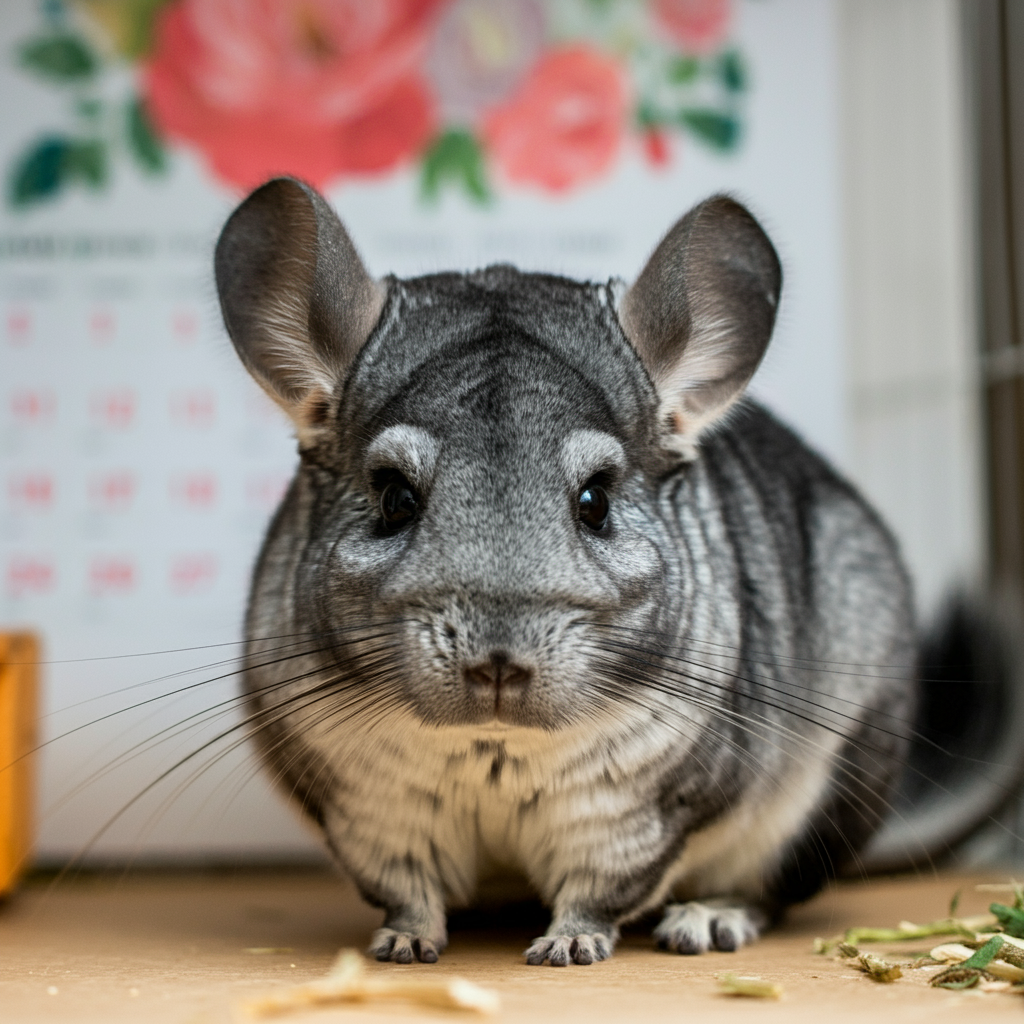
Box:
[380,477,418,530]
[578,482,609,531]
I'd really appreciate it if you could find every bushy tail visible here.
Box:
[862,594,1024,872]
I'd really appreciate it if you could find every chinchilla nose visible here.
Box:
[463,651,532,691]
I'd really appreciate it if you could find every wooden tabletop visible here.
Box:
[1,868,1022,1022]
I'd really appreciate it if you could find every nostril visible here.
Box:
[465,663,499,688]
[464,652,532,690]
[502,664,532,687]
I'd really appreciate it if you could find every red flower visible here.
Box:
[653,0,731,54]
[642,128,671,168]
[482,46,627,194]
[144,0,447,191]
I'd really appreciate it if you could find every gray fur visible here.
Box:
[217,179,916,966]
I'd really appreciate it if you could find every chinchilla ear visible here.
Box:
[619,196,781,458]
[215,177,385,441]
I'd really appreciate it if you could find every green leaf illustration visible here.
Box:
[667,55,700,85]
[679,109,741,151]
[126,96,167,174]
[719,49,747,92]
[636,100,665,129]
[18,33,97,81]
[9,137,70,206]
[64,139,108,188]
[7,136,108,208]
[421,130,492,206]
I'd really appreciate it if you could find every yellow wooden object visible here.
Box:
[0,632,39,896]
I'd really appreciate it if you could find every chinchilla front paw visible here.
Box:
[524,931,614,966]
[653,900,766,954]
[369,927,443,964]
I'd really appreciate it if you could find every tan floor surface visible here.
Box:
[1,869,1022,1023]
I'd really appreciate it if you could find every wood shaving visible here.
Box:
[239,949,501,1018]
[930,943,977,963]
[717,973,783,999]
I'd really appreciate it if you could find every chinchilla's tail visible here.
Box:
[861,593,1024,872]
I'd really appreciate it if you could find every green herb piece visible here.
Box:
[844,917,976,945]
[19,33,96,81]
[856,953,902,983]
[679,109,740,151]
[718,50,746,92]
[991,901,1024,938]
[126,96,166,174]
[837,942,860,958]
[930,967,989,989]
[812,937,833,954]
[420,130,491,205]
[949,889,961,916]
[717,974,783,999]
[957,935,1006,971]
[667,55,700,84]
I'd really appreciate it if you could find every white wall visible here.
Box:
[838,0,985,619]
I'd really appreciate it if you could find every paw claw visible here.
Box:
[524,932,613,966]
[369,927,444,964]
[653,902,765,956]
[414,938,439,963]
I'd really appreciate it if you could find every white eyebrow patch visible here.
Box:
[365,425,440,487]
[560,429,626,486]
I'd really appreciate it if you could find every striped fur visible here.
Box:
[233,263,914,964]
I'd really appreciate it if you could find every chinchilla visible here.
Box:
[214,177,1024,967]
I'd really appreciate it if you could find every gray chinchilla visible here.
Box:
[214,178,1022,966]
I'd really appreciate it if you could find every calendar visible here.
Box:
[0,0,843,861]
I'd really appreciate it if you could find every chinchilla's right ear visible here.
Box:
[619,196,781,459]
[215,177,385,443]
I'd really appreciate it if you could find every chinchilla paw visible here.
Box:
[369,927,442,963]
[653,901,765,955]
[524,931,613,966]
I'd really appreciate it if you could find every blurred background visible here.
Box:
[0,0,1017,866]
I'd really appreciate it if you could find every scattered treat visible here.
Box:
[929,936,1024,984]
[855,953,902,983]
[930,966,992,990]
[717,973,784,999]
[239,949,500,1018]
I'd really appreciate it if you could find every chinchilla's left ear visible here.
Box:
[215,177,385,444]
[619,196,781,458]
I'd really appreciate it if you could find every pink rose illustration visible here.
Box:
[653,0,731,54]
[482,46,628,194]
[144,0,448,191]
[426,0,544,122]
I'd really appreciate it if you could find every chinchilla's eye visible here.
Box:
[380,478,418,530]
[578,482,609,531]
